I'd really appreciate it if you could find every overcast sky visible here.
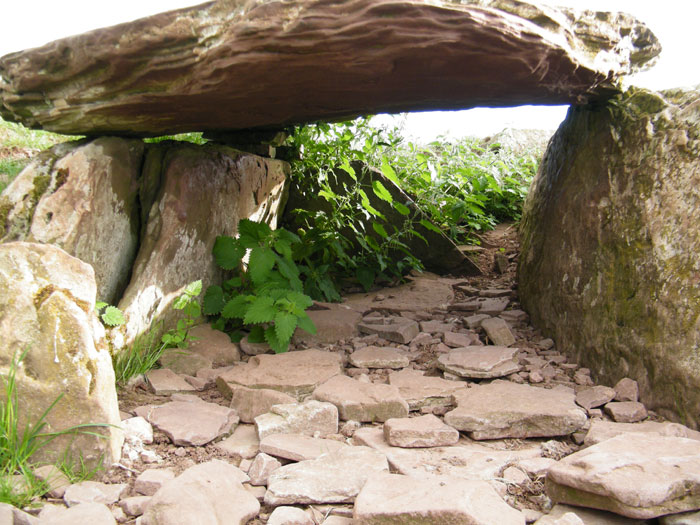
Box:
[1,1,698,141]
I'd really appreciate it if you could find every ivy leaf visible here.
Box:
[243,295,276,324]
[295,312,317,335]
[184,280,202,297]
[372,180,393,203]
[274,311,298,345]
[203,285,225,315]
[213,236,245,270]
[372,222,388,239]
[222,295,251,319]
[248,247,276,285]
[101,306,125,327]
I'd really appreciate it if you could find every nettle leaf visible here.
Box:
[339,158,357,181]
[419,219,443,234]
[356,266,375,292]
[372,180,393,203]
[372,222,388,239]
[95,301,108,312]
[184,280,202,297]
[222,295,251,319]
[286,291,313,310]
[296,312,317,335]
[248,247,276,285]
[357,189,384,219]
[172,294,189,310]
[393,202,411,216]
[213,236,245,270]
[243,296,276,324]
[274,311,298,345]
[248,325,266,343]
[203,285,225,315]
[380,157,401,186]
[264,326,287,353]
[223,277,243,292]
[239,219,272,248]
[101,306,125,327]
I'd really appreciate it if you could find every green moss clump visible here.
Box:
[0,198,12,238]
[30,174,51,204]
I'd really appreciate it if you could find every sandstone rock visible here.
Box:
[33,465,70,499]
[135,469,176,496]
[348,346,409,369]
[419,320,455,334]
[224,384,297,424]
[345,276,454,314]
[443,331,480,348]
[265,446,389,505]
[121,416,154,445]
[145,368,197,395]
[357,318,419,344]
[293,305,362,344]
[248,452,282,486]
[312,375,409,422]
[184,324,241,366]
[383,414,459,448]
[120,496,151,517]
[445,380,587,439]
[463,314,491,330]
[140,460,259,525]
[0,502,41,525]
[534,504,648,525]
[216,349,342,400]
[255,401,339,440]
[0,138,143,304]
[437,346,521,378]
[661,510,700,525]
[143,400,239,446]
[268,506,314,525]
[0,2,658,136]
[63,481,127,507]
[481,317,516,346]
[516,457,558,478]
[546,433,700,519]
[500,309,530,324]
[42,503,116,525]
[519,87,700,428]
[478,297,510,315]
[215,424,260,459]
[584,420,700,447]
[604,401,648,423]
[614,378,640,402]
[157,349,213,377]
[239,335,272,356]
[354,472,525,524]
[0,242,122,468]
[575,386,616,410]
[260,433,348,462]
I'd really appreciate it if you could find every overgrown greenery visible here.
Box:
[203,219,316,353]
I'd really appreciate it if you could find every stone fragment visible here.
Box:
[445,380,587,439]
[121,416,154,445]
[255,401,339,439]
[575,386,617,410]
[463,314,491,329]
[419,320,455,334]
[119,496,152,517]
[614,378,640,402]
[481,317,516,346]
[322,517,353,525]
[248,452,282,486]
[0,501,41,524]
[145,369,196,395]
[312,375,409,422]
[215,424,260,459]
[221,384,297,423]
[357,318,419,344]
[500,310,529,324]
[135,469,176,496]
[216,350,342,400]
[140,460,259,525]
[546,433,700,519]
[443,331,480,348]
[383,414,459,448]
[478,297,509,315]
[533,504,648,524]
[437,346,521,378]
[268,506,315,525]
[348,346,409,369]
[584,420,700,447]
[604,401,648,423]
[33,465,70,499]
[516,457,557,478]
[143,400,239,446]
[293,306,362,344]
[158,349,213,377]
[185,323,241,366]
[240,335,272,356]
[354,472,525,524]
[265,446,389,505]
[480,288,512,298]
[260,433,348,461]
[661,510,700,525]
[41,503,116,525]
[63,481,128,507]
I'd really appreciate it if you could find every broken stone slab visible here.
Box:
[348,346,409,369]
[604,401,648,423]
[143,400,239,446]
[0,502,41,525]
[464,314,491,329]
[293,306,362,344]
[354,472,525,524]
[383,414,459,448]
[41,503,116,525]
[248,452,282,486]
[357,318,419,344]
[354,426,540,481]
[260,433,348,462]
[33,465,71,499]
[478,297,510,315]
[583,420,700,447]
[575,386,617,411]
[120,496,152,518]
[214,424,260,459]
[63,481,128,507]
[140,460,259,525]
[312,375,409,422]
[419,320,455,334]
[255,401,339,440]
[388,369,467,410]
[265,446,389,505]
[223,384,297,424]
[614,378,640,402]
[533,504,649,525]
[500,309,530,325]
[158,349,213,377]
[437,346,521,378]
[443,331,480,348]
[135,469,176,497]
[268,506,315,525]
[547,433,700,519]
[479,288,512,298]
[145,369,197,395]
[216,349,342,400]
[444,380,587,439]
[481,317,516,346]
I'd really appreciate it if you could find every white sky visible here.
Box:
[1,1,698,142]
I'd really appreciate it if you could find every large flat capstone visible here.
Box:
[0,1,659,136]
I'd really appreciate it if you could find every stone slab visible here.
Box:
[437,346,521,378]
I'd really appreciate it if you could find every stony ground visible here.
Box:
[10,225,700,525]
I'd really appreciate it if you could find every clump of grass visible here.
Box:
[112,323,167,386]
[0,159,29,193]
[143,132,207,145]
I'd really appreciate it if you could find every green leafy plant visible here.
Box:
[111,323,167,386]
[204,219,316,353]
[95,302,125,327]
[161,280,202,349]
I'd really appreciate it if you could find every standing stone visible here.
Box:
[437,346,521,378]
[254,401,339,439]
[0,242,122,468]
[383,414,459,448]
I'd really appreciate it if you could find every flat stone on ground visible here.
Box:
[186,323,241,366]
[223,384,296,423]
[216,350,342,400]
[443,331,480,348]
[158,348,213,376]
[575,386,616,410]
[268,506,314,525]
[135,469,176,496]
[265,446,389,505]
[63,481,128,507]
[546,433,700,519]
[437,346,521,378]
[388,369,467,410]
[312,375,409,422]
[444,380,587,439]
[260,433,348,461]
[354,472,525,525]
[293,306,362,344]
[41,503,116,525]
[255,401,339,439]
[383,414,459,448]
[604,401,648,423]
[143,400,239,446]
[533,504,648,524]
[481,317,516,346]
[345,277,454,314]
[357,318,420,344]
[349,346,409,369]
[145,369,196,395]
[214,424,260,459]
[583,420,700,447]
[478,297,509,315]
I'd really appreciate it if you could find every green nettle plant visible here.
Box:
[95,302,125,327]
[161,280,202,349]
[203,219,316,353]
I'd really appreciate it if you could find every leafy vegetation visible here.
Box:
[95,302,126,327]
[203,219,316,353]
[143,132,207,145]
[160,280,202,349]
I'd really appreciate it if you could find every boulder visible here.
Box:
[0,1,659,136]
[519,87,700,429]
[0,242,122,468]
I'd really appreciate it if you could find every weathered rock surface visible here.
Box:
[0,242,122,468]
[214,424,260,459]
[388,368,467,410]
[268,506,314,525]
[437,346,521,378]
[312,375,409,422]
[349,345,409,369]
[546,433,700,519]
[265,446,389,505]
[248,452,282,486]
[135,469,175,497]
[141,400,239,446]
[357,318,419,344]
[533,504,648,525]
[354,472,525,524]
[583,420,700,447]
[293,305,362,344]
[445,380,587,439]
[254,401,339,439]
[184,324,241,366]
[0,1,659,136]
[0,502,41,525]
[41,503,116,525]
[519,87,700,429]
[383,414,459,448]
[575,386,616,411]
[481,317,516,346]
[217,349,342,400]
[63,481,127,507]
[604,401,648,423]
[344,275,454,314]
[224,384,297,424]
[140,460,259,525]
[661,510,700,525]
[260,433,348,462]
